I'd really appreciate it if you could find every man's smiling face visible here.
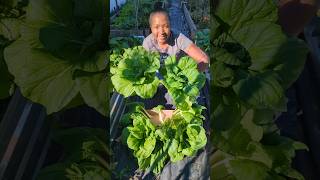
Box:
[150,13,171,45]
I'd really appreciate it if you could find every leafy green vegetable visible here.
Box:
[0,3,24,99]
[210,0,309,179]
[162,56,206,110]
[111,46,160,98]
[121,103,207,174]
[110,37,143,75]
[4,0,108,115]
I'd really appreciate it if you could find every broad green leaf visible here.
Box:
[211,61,234,88]
[0,18,21,40]
[212,124,252,155]
[214,46,242,66]
[241,109,263,142]
[111,74,135,97]
[271,38,309,89]
[212,102,241,131]
[3,0,108,114]
[75,71,107,116]
[134,78,159,98]
[149,142,169,174]
[187,124,207,150]
[229,159,273,180]
[127,134,142,151]
[4,39,78,113]
[231,21,287,71]
[215,0,277,32]
[168,139,184,162]
[232,71,284,110]
[135,135,156,158]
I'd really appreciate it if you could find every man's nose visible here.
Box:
[159,28,164,33]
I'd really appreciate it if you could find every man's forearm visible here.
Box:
[278,0,320,36]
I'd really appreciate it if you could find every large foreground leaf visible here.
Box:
[4,0,108,115]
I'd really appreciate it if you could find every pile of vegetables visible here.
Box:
[210,0,309,179]
[120,103,207,174]
[110,46,208,174]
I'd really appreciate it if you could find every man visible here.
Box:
[143,9,209,72]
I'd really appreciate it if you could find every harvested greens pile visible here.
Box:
[110,46,208,174]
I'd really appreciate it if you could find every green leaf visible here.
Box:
[211,61,234,88]
[212,102,241,131]
[272,38,309,89]
[229,159,273,180]
[3,0,108,114]
[232,71,284,110]
[168,139,184,162]
[187,124,207,150]
[111,46,160,98]
[241,109,263,142]
[135,135,156,158]
[134,78,159,98]
[214,0,277,32]
[163,56,206,109]
[75,71,107,116]
[0,18,21,40]
[36,163,70,180]
[214,46,242,66]
[127,133,142,151]
[4,39,78,113]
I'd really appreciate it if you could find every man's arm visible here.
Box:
[184,44,209,72]
[177,33,209,72]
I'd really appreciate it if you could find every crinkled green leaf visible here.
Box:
[187,124,207,150]
[111,46,160,98]
[163,56,205,110]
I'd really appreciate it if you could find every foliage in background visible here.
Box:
[195,29,210,54]
[4,0,108,115]
[37,127,111,180]
[0,0,27,99]
[187,0,209,29]
[109,36,143,53]
[111,0,153,29]
[210,0,309,179]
